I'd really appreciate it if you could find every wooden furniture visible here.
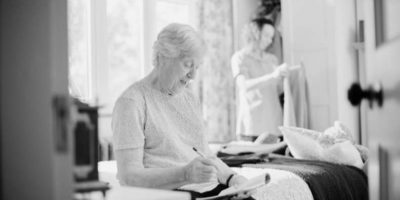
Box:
[74,100,100,182]
[73,100,110,197]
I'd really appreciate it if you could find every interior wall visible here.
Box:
[282,0,336,131]
[282,0,359,135]
[232,0,259,51]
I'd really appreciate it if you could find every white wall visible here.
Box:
[282,0,359,136]
[1,1,72,199]
[232,0,259,51]
[282,0,336,131]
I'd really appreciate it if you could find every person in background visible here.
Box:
[255,0,283,64]
[112,23,251,199]
[231,18,288,144]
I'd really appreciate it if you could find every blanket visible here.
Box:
[245,156,368,200]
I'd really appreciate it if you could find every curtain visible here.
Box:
[195,0,235,142]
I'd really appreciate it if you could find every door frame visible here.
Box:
[355,0,369,146]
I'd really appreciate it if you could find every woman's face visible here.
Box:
[259,24,275,50]
[158,54,203,95]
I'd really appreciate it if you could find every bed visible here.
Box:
[98,155,368,200]
[237,156,368,200]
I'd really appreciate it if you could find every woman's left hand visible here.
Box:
[207,157,232,184]
[229,174,248,187]
[219,175,252,199]
[208,157,248,186]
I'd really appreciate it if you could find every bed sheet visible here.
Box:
[233,167,314,200]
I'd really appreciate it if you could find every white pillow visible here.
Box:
[323,121,354,143]
[278,127,323,160]
[279,126,364,168]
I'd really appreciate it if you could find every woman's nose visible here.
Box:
[187,69,197,80]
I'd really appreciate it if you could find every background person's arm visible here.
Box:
[236,63,288,92]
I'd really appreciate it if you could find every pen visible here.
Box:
[192,147,206,158]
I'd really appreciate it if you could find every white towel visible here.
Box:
[283,65,310,128]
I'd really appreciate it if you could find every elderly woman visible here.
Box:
[112,23,248,198]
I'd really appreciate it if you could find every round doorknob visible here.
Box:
[348,82,383,108]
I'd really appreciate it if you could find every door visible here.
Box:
[363,0,400,199]
[1,1,73,200]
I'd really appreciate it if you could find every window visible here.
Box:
[68,0,92,103]
[68,0,198,146]
[106,0,142,113]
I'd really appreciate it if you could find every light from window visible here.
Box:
[106,0,142,113]
[155,1,191,34]
[68,0,92,103]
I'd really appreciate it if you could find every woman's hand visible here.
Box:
[229,174,248,187]
[208,157,238,185]
[271,63,289,79]
[183,157,218,184]
[219,175,251,199]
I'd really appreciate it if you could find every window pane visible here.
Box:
[68,0,92,103]
[155,1,191,34]
[106,0,141,112]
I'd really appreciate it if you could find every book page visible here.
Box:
[220,141,287,155]
[196,173,270,200]
[179,182,219,193]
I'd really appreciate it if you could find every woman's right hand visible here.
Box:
[271,63,289,79]
[183,157,218,184]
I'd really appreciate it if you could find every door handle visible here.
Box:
[53,95,71,153]
[348,82,383,108]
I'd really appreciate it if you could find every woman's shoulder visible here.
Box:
[117,80,147,104]
[232,48,253,67]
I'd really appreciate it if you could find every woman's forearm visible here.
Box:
[120,166,189,190]
[237,74,276,91]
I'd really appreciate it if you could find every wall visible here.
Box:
[282,0,336,131]
[232,0,259,51]
[281,0,359,137]
[1,1,72,199]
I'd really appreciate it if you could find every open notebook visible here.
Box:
[196,173,270,200]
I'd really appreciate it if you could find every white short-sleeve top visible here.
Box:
[231,48,283,136]
[112,77,209,168]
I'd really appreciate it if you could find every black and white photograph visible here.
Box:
[1,0,400,199]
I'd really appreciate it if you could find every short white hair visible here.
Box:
[152,23,205,67]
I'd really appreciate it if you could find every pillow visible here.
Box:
[279,126,364,168]
[321,141,363,168]
[323,121,354,143]
[278,127,323,160]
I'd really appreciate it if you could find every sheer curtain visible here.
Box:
[195,0,236,143]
